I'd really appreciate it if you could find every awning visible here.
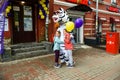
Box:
[67,4,92,12]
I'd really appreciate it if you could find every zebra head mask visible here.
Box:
[52,8,69,23]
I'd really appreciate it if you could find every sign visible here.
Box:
[13,6,20,11]
[66,0,88,6]
[107,6,119,13]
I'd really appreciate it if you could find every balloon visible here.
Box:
[6,8,10,13]
[41,15,45,19]
[7,13,12,17]
[42,4,46,7]
[75,18,83,28]
[44,7,47,11]
[41,0,45,2]
[66,21,74,32]
[8,6,12,9]
[38,15,40,18]
[46,11,49,14]
[39,11,42,15]
[39,1,43,4]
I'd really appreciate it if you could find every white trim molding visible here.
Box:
[85,18,94,20]
[84,23,95,26]
[92,7,120,16]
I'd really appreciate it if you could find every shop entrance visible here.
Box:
[12,1,36,44]
[69,16,84,44]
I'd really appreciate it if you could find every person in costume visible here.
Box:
[52,8,70,65]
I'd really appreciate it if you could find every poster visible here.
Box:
[24,6,32,16]
[4,18,8,31]
[24,17,33,31]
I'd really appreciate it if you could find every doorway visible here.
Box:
[70,16,84,44]
[12,2,35,44]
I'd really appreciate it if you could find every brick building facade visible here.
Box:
[2,0,120,45]
[53,0,120,44]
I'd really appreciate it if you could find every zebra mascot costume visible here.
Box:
[52,8,69,64]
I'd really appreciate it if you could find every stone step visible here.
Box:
[12,46,46,54]
[12,50,49,60]
[11,42,43,49]
[1,42,53,62]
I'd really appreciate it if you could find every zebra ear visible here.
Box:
[59,7,62,10]
[59,7,64,11]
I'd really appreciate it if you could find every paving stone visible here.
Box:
[0,47,120,80]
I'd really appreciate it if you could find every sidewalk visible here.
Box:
[0,45,120,80]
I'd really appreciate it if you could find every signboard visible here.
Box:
[107,6,119,13]
[66,0,88,6]
[13,6,20,11]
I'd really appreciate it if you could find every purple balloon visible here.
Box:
[75,18,83,28]
[38,15,40,18]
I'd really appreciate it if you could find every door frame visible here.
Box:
[11,1,36,44]
[67,10,84,44]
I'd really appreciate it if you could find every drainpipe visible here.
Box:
[96,0,100,45]
[96,0,98,33]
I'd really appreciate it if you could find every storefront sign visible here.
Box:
[66,0,88,6]
[13,6,20,11]
[107,6,119,13]
[0,13,5,54]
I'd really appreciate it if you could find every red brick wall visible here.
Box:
[48,0,54,42]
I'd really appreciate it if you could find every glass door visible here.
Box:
[12,4,35,44]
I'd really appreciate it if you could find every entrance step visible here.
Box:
[11,42,52,60]
[1,42,52,62]
[12,50,49,60]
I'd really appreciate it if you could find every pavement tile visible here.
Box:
[0,47,120,80]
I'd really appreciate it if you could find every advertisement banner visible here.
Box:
[0,0,8,54]
[0,0,8,13]
[0,13,5,54]
[66,0,88,6]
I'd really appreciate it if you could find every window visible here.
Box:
[110,23,116,32]
[111,0,116,4]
